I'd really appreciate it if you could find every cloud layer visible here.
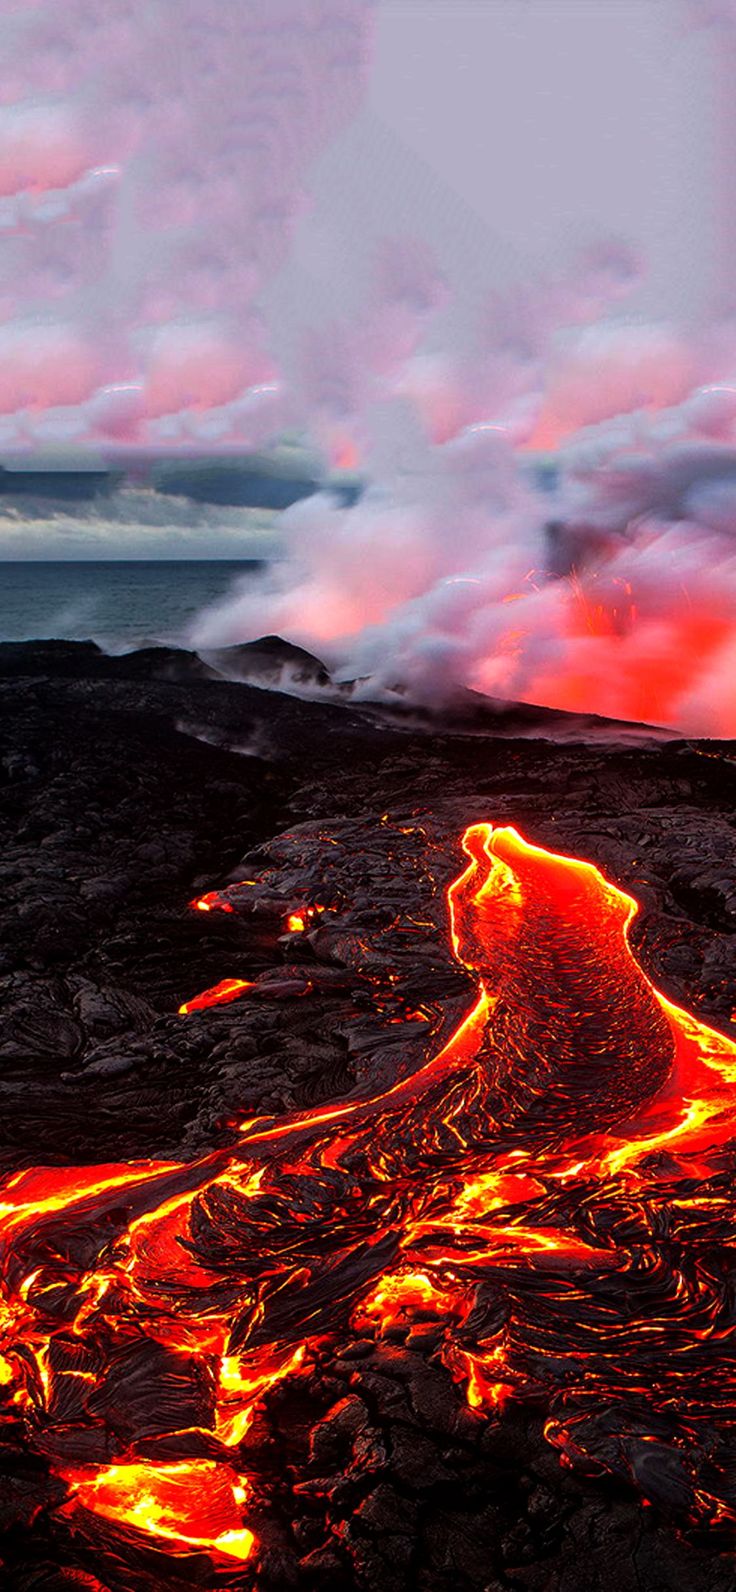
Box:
[191,243,736,737]
[0,0,372,453]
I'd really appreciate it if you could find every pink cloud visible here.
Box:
[0,0,373,450]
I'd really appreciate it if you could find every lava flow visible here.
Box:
[4,821,736,1577]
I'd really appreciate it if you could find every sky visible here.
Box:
[0,0,719,468]
[266,0,716,369]
[0,0,730,595]
[0,0,372,461]
[8,2,736,736]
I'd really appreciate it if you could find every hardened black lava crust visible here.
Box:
[2,639,736,1592]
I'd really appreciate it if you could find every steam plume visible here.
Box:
[191,240,736,736]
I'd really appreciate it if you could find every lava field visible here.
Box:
[2,640,736,1592]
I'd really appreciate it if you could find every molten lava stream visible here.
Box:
[3,821,736,1575]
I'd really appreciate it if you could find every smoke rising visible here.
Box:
[6,2,736,735]
[190,236,736,736]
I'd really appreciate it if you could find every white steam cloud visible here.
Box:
[190,241,736,737]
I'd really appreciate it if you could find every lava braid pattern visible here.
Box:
[2,822,736,1570]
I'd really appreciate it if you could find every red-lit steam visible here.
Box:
[190,241,736,737]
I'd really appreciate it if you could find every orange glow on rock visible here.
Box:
[61,1460,255,1562]
[178,977,254,1015]
[284,904,331,934]
[190,891,234,914]
[3,820,736,1561]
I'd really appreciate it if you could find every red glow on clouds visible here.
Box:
[329,432,361,471]
[0,0,372,450]
[143,329,257,418]
[528,602,736,729]
[0,326,100,413]
[524,324,693,451]
[0,105,89,197]
[4,5,736,740]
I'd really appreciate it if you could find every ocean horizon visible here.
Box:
[0,559,265,650]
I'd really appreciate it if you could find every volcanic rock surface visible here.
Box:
[1,640,736,1591]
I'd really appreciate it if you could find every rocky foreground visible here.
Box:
[1,639,736,1592]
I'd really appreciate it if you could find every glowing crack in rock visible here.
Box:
[2,823,736,1571]
[178,977,255,1016]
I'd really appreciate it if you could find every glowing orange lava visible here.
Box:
[190,891,234,914]
[178,977,255,1015]
[61,1460,255,1563]
[3,821,736,1571]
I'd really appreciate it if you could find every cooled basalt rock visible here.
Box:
[1,642,736,1589]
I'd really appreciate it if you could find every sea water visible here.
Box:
[0,561,263,650]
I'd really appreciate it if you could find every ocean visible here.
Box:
[0,560,263,650]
